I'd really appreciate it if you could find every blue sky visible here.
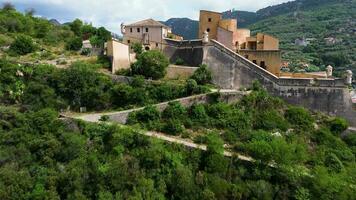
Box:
[4,0,291,33]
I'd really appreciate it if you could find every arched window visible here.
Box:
[207,28,210,32]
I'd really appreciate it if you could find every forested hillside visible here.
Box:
[0,2,355,200]
[250,0,356,76]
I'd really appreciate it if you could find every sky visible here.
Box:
[4,0,292,33]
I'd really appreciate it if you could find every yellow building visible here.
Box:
[198,10,282,76]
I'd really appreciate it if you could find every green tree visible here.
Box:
[191,64,212,85]
[328,117,348,135]
[131,50,169,79]
[65,37,82,51]
[131,42,143,55]
[69,19,83,36]
[9,35,36,55]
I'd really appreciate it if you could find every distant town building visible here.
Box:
[121,19,182,51]
[198,10,281,76]
[295,37,308,46]
[324,37,342,45]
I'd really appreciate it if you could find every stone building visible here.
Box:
[198,10,281,76]
[121,19,182,51]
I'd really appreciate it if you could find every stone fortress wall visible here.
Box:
[161,39,356,126]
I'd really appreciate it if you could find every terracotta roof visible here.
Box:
[126,19,169,28]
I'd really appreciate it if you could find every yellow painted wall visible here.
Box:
[262,34,279,50]
[239,50,281,75]
[218,19,237,32]
[235,29,250,49]
[198,10,222,39]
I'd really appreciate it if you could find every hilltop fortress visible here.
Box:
[106,10,355,126]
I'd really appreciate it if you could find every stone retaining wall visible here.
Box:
[74,91,246,124]
[166,65,198,79]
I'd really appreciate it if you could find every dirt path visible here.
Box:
[63,112,254,162]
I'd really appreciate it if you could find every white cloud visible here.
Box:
[4,0,292,33]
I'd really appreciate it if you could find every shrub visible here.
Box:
[325,153,344,173]
[343,134,356,147]
[162,101,187,121]
[81,48,91,56]
[175,57,185,65]
[328,117,348,135]
[163,119,184,135]
[191,64,212,85]
[189,103,209,124]
[65,37,82,51]
[131,42,143,55]
[132,105,160,124]
[185,79,198,95]
[99,115,110,122]
[131,50,169,80]
[9,35,36,55]
[285,106,314,130]
[254,110,289,131]
[97,55,111,69]
[130,75,145,88]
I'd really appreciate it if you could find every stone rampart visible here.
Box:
[202,40,356,125]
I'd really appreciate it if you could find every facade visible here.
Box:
[121,19,182,51]
[198,10,282,76]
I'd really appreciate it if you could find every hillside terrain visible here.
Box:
[0,3,356,200]
[0,4,111,68]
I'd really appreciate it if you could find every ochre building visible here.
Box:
[198,10,281,76]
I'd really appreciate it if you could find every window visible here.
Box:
[207,28,210,32]
[137,28,140,33]
[156,43,159,47]
[145,27,149,32]
[253,60,257,64]
[127,40,130,44]
[208,18,212,22]
[245,55,249,59]
[130,28,133,33]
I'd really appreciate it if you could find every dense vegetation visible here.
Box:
[0,2,355,199]
[1,81,355,199]
[126,83,356,199]
[0,59,208,112]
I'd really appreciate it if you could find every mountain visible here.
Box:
[163,18,198,40]
[49,19,61,26]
